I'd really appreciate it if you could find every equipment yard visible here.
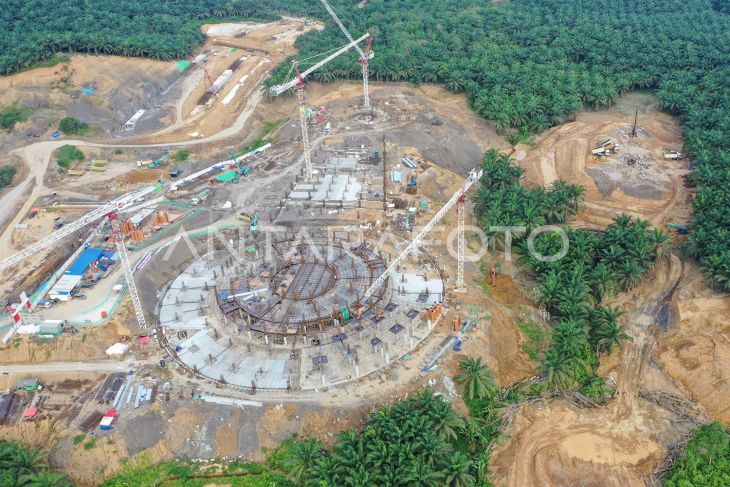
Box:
[0,8,728,487]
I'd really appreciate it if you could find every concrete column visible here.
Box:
[283,336,288,346]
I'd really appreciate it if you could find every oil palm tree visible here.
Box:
[596,321,633,355]
[454,356,497,401]
[284,438,321,483]
[19,470,71,487]
[442,451,474,487]
[430,400,464,443]
[405,459,441,487]
[539,348,577,389]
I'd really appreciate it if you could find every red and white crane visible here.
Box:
[270,33,370,182]
[319,0,373,108]
[0,184,161,331]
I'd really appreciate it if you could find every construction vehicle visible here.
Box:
[149,157,166,168]
[667,223,689,234]
[0,183,162,333]
[663,149,683,160]
[237,211,252,222]
[592,138,618,156]
[250,212,259,232]
[191,189,210,206]
[228,150,251,176]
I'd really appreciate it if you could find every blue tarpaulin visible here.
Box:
[66,248,104,276]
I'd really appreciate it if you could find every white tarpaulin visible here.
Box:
[105,343,129,356]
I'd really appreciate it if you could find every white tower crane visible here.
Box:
[269,33,370,182]
[319,0,373,108]
[109,214,147,328]
[0,184,161,329]
[361,168,483,302]
[455,193,467,293]
[293,60,313,181]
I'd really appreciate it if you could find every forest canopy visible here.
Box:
[2,0,729,289]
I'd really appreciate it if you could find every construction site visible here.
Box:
[0,5,727,487]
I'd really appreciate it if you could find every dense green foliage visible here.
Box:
[55,144,84,168]
[0,1,298,75]
[0,102,30,132]
[58,116,90,136]
[0,439,71,486]
[2,0,728,289]
[0,166,17,188]
[101,458,293,486]
[267,0,730,290]
[476,151,667,396]
[664,422,730,487]
[276,391,500,486]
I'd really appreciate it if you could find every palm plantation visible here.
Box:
[276,390,498,487]
[0,441,71,487]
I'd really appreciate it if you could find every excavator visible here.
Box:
[667,223,689,234]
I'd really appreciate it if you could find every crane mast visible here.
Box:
[109,214,147,329]
[293,60,313,182]
[319,0,372,108]
[362,168,483,302]
[0,184,160,331]
[270,34,369,182]
[455,193,466,292]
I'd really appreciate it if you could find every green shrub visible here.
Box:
[173,149,190,162]
[664,422,730,487]
[58,116,90,136]
[0,166,17,188]
[72,434,86,445]
[56,144,84,168]
[0,102,30,132]
[517,320,548,361]
[579,375,613,404]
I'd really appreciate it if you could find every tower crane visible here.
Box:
[0,183,161,329]
[361,168,483,302]
[319,0,373,108]
[269,33,370,96]
[293,60,313,182]
[269,33,369,182]
[455,193,467,293]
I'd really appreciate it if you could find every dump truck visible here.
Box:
[592,138,618,156]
